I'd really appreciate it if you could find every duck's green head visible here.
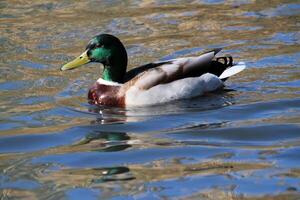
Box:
[61,34,128,83]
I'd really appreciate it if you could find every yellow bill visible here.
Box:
[61,50,90,71]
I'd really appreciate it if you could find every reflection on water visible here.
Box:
[1,0,300,199]
[75,131,132,152]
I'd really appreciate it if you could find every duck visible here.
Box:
[61,34,245,107]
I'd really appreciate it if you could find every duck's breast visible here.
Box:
[88,80,124,107]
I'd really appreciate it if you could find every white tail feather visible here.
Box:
[219,62,246,79]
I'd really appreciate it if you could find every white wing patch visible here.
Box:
[125,73,223,106]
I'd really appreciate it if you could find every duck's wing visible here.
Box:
[123,61,172,82]
[124,49,234,90]
[124,49,223,82]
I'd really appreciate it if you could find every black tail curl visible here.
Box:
[216,55,233,67]
[208,55,233,78]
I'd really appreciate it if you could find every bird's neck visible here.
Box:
[102,62,126,83]
[101,44,128,83]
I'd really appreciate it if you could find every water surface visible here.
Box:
[0,0,300,199]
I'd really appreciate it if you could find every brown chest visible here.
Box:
[88,82,125,107]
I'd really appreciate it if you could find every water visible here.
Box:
[0,0,300,199]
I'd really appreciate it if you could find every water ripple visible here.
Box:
[1,0,300,199]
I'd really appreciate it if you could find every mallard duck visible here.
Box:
[61,34,245,107]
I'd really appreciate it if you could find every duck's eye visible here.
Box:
[86,43,96,50]
[86,43,104,50]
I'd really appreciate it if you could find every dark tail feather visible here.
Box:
[216,55,233,67]
[213,48,223,55]
[209,55,233,80]
[203,48,222,56]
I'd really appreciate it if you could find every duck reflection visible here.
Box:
[91,166,135,184]
[75,131,131,152]
[39,159,271,189]
[55,91,237,189]
[39,166,135,187]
